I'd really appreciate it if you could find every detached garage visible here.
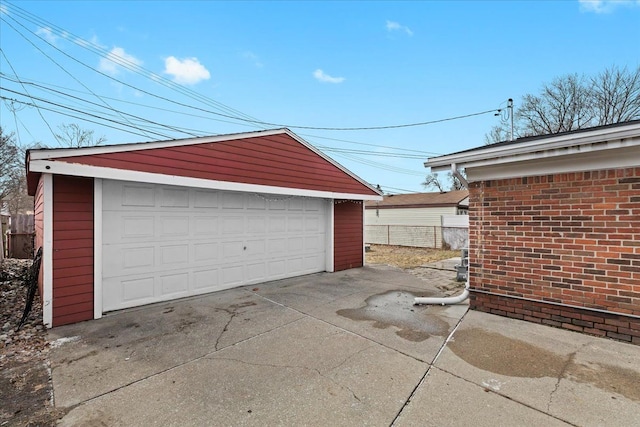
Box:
[26,128,382,327]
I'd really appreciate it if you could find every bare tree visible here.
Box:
[1,128,22,262]
[1,127,20,201]
[422,173,446,192]
[485,65,640,143]
[518,73,595,136]
[591,65,640,125]
[423,170,467,192]
[55,123,107,148]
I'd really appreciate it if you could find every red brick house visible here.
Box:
[26,128,382,327]
[425,120,640,343]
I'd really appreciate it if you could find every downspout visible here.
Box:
[414,279,469,305]
[450,162,468,188]
[414,162,470,306]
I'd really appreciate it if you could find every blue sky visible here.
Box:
[1,0,639,193]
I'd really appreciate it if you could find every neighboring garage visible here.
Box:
[26,128,382,327]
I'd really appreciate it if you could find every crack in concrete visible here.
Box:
[253,292,432,364]
[546,342,589,414]
[432,365,580,427]
[389,306,469,427]
[213,308,238,351]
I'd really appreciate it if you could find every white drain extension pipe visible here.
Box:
[414,279,470,306]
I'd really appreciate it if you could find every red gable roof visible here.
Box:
[27,129,381,199]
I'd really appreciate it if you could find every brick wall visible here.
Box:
[468,167,640,341]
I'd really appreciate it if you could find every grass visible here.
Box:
[365,244,459,269]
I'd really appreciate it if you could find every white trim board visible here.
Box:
[42,174,53,328]
[93,178,103,320]
[29,160,383,202]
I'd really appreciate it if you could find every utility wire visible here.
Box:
[2,2,265,126]
[0,95,162,140]
[0,48,60,144]
[2,4,499,133]
[2,73,442,156]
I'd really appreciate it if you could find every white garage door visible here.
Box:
[102,180,328,312]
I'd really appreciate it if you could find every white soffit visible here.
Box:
[425,122,640,173]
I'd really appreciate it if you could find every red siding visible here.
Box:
[60,133,378,196]
[52,175,94,327]
[334,200,364,271]
[34,176,44,300]
[469,167,640,342]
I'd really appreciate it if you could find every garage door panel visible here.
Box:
[221,265,244,286]
[160,244,189,265]
[193,190,218,208]
[221,240,244,259]
[160,272,189,296]
[222,192,244,209]
[221,217,244,234]
[246,195,267,210]
[247,216,266,234]
[268,238,287,254]
[245,239,266,257]
[193,268,219,290]
[268,216,286,232]
[288,216,304,232]
[103,245,155,278]
[159,216,189,236]
[160,187,189,207]
[103,181,328,312]
[194,217,218,235]
[121,184,155,207]
[193,242,218,262]
[246,262,266,282]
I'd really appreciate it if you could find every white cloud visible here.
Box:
[164,56,211,85]
[0,4,9,15]
[36,27,59,45]
[579,0,639,13]
[386,20,413,36]
[99,47,142,75]
[313,69,345,84]
[242,51,263,68]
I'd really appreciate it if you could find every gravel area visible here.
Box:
[0,258,62,426]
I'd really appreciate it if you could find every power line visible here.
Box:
[2,4,499,134]
[0,48,60,144]
[3,73,445,156]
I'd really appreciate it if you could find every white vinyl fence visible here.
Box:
[365,215,469,250]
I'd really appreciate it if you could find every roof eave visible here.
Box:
[425,121,640,172]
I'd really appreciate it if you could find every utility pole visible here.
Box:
[508,98,514,141]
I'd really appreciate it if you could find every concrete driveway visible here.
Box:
[48,265,640,426]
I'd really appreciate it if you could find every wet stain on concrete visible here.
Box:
[449,328,640,402]
[337,291,449,341]
[449,328,566,378]
[566,361,640,403]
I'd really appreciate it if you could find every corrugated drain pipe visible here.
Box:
[414,162,470,306]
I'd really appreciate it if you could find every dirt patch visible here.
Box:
[365,245,458,269]
[1,258,62,426]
